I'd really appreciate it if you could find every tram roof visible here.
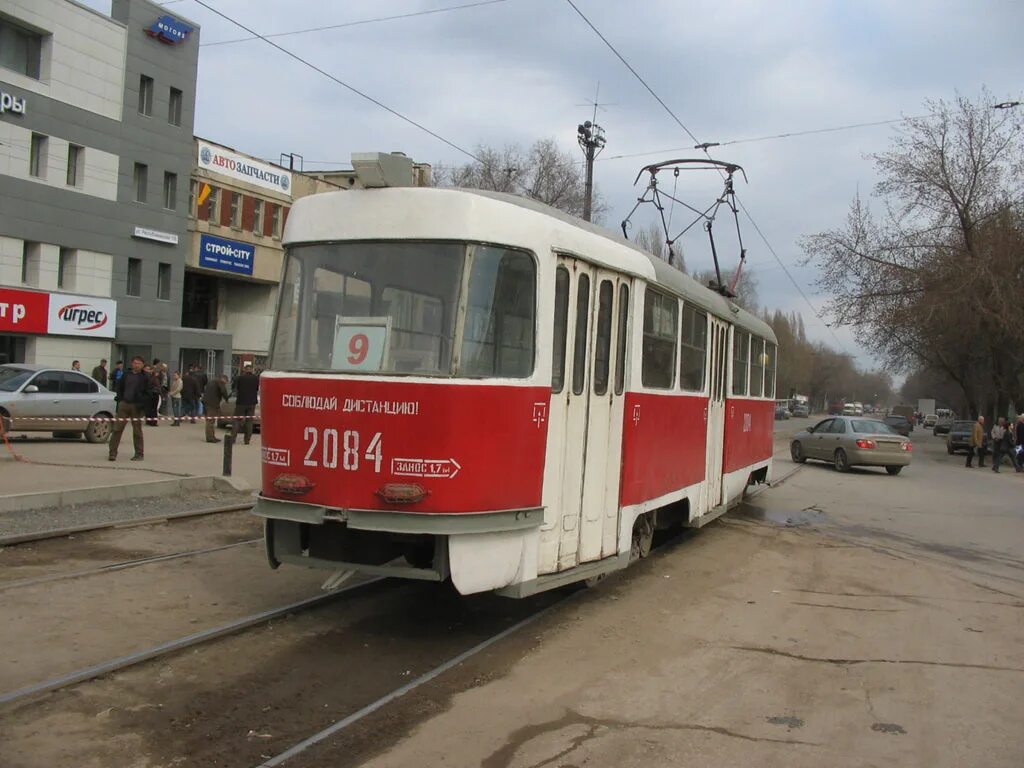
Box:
[286,186,775,342]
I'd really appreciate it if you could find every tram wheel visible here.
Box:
[630,514,654,561]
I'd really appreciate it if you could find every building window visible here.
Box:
[21,241,39,285]
[57,247,76,290]
[230,192,241,228]
[138,75,153,116]
[0,17,44,79]
[208,187,220,221]
[253,199,263,234]
[168,87,182,126]
[29,133,47,178]
[158,262,171,301]
[163,171,177,210]
[133,163,148,203]
[66,144,83,187]
[271,204,281,237]
[127,257,142,297]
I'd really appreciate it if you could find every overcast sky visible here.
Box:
[88,0,1022,371]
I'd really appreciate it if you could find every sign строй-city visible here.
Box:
[198,143,292,196]
[0,287,116,338]
[199,233,255,276]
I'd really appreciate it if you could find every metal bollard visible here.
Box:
[223,420,235,476]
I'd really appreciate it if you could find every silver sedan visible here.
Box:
[790,415,913,475]
[0,364,116,443]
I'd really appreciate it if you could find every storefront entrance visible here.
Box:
[0,335,27,365]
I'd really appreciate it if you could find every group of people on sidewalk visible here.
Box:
[105,357,260,462]
[965,414,1024,473]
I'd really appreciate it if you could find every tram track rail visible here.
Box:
[0,501,255,547]
[0,576,387,708]
[0,537,261,592]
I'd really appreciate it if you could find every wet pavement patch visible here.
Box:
[766,715,804,729]
[738,503,827,527]
[871,722,907,735]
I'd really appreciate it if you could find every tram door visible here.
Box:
[703,317,729,514]
[547,257,628,570]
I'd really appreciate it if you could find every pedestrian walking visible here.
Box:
[169,371,183,426]
[990,418,1007,472]
[966,415,987,468]
[91,359,108,388]
[234,361,259,445]
[182,365,201,423]
[108,356,151,461]
[195,364,209,419]
[203,373,229,443]
[71,360,81,371]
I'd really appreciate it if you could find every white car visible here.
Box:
[0,364,115,442]
[923,413,938,428]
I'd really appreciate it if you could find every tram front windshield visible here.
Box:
[271,241,536,378]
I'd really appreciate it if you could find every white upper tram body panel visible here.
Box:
[281,187,775,346]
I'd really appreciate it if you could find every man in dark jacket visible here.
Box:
[182,366,201,423]
[203,374,229,443]
[108,356,151,461]
[91,359,108,388]
[234,361,260,445]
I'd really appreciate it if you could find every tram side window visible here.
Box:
[731,329,749,396]
[552,267,570,392]
[572,273,590,395]
[459,246,536,378]
[642,287,677,389]
[764,342,777,398]
[749,337,765,397]
[679,304,708,392]
[614,283,629,395]
[593,280,613,395]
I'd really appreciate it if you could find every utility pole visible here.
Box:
[577,120,606,222]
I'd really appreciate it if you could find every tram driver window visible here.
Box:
[731,329,749,396]
[679,304,707,392]
[459,246,536,378]
[641,287,677,389]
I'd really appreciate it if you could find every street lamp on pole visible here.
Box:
[577,120,606,222]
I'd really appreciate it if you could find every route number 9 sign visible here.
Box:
[332,316,391,372]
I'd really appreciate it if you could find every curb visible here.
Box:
[0,475,252,515]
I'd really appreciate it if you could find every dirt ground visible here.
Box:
[2,429,1021,768]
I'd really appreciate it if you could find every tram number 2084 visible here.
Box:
[302,427,383,472]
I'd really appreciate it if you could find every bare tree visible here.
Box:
[632,221,687,272]
[435,139,609,222]
[802,89,1024,418]
[692,267,759,314]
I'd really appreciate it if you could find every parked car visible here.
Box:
[792,403,810,418]
[217,395,262,433]
[933,417,954,436]
[0,364,115,443]
[774,404,790,421]
[945,420,975,455]
[790,416,912,475]
[923,413,938,428]
[883,415,913,437]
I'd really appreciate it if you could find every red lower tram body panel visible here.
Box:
[259,376,550,513]
[722,398,775,473]
[619,392,709,507]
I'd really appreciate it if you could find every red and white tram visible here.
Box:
[256,187,777,597]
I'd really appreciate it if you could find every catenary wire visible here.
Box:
[189,0,486,164]
[201,0,509,47]
[600,115,928,162]
[562,0,854,356]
